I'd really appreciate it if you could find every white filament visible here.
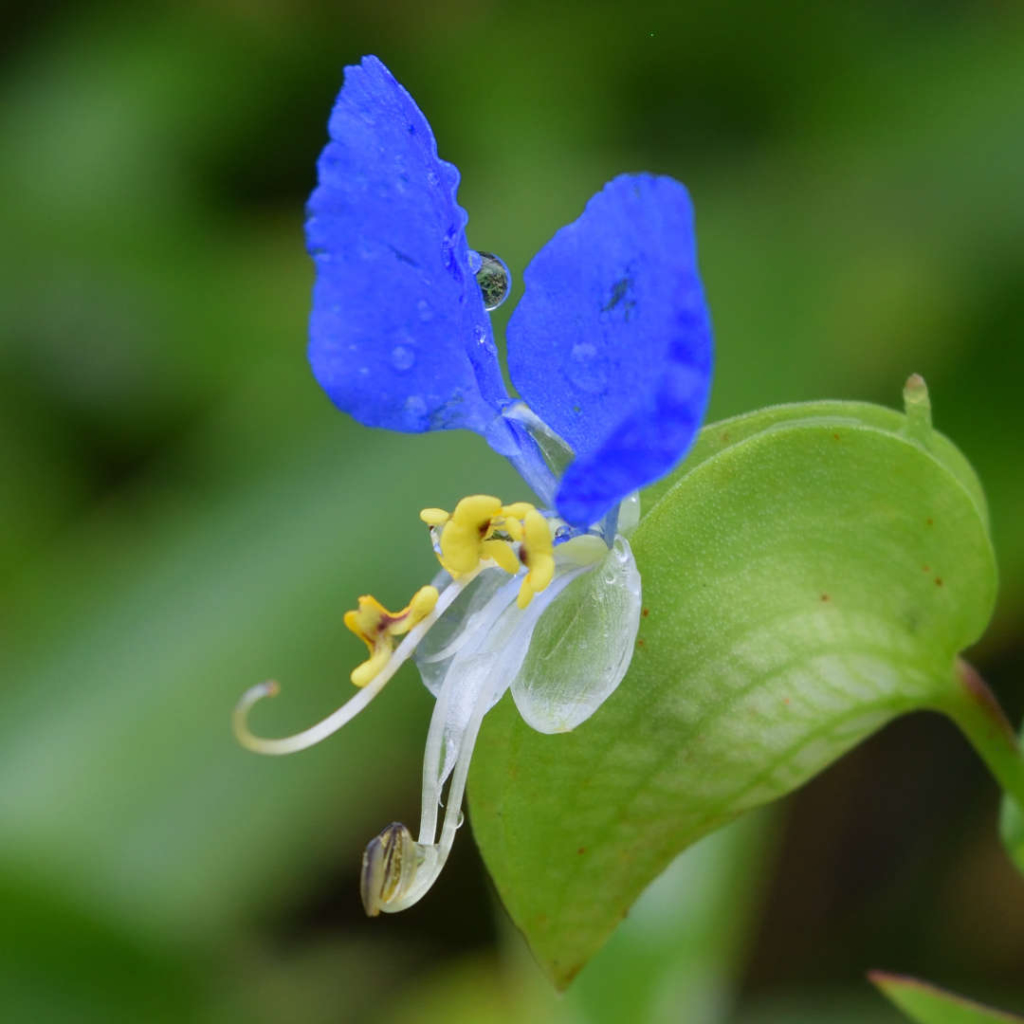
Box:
[232,572,476,756]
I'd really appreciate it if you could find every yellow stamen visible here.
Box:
[480,538,520,575]
[501,501,535,519]
[351,647,392,688]
[517,509,555,608]
[341,495,558,688]
[502,517,524,542]
[438,495,503,575]
[419,508,450,527]
[344,585,439,687]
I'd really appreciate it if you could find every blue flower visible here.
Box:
[234,55,713,915]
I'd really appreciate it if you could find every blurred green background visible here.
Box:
[2,2,1023,1021]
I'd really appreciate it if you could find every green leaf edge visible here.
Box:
[644,398,990,531]
[870,971,1024,1023]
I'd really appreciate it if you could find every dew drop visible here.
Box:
[440,235,455,270]
[404,395,427,428]
[473,323,497,355]
[569,342,607,394]
[390,345,416,372]
[416,299,434,322]
[474,251,511,311]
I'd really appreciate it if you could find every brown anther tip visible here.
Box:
[905,372,926,391]
[263,680,281,697]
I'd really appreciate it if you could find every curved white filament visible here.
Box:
[232,574,475,756]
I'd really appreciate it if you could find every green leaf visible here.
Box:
[470,386,998,988]
[870,972,1024,1023]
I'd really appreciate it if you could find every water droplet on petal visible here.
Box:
[569,342,607,394]
[440,234,456,270]
[474,251,511,311]
[416,299,434,322]
[404,395,427,428]
[390,345,416,372]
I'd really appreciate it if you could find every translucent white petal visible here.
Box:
[431,570,578,785]
[416,568,509,696]
[511,535,642,734]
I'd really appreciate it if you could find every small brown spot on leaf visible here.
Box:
[636,638,646,648]
[922,565,930,573]
[721,431,730,442]
[820,593,830,602]
[832,433,841,440]
[783,697,791,705]
[935,577,943,586]
[641,607,649,617]
[577,847,586,855]
[926,517,934,526]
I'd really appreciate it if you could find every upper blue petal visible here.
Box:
[306,56,509,435]
[506,173,713,527]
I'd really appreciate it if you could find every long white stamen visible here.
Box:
[417,573,522,843]
[418,670,453,845]
[233,576,472,756]
[379,658,498,913]
[434,665,493,861]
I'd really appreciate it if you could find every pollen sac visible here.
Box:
[344,586,439,687]
[361,821,418,916]
[474,251,512,312]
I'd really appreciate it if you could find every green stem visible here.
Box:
[941,659,1024,828]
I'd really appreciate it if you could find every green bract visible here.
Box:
[470,382,1003,987]
[870,971,1024,1023]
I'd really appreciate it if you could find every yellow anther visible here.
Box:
[453,494,504,527]
[419,507,450,527]
[351,647,391,688]
[344,585,439,687]
[516,579,536,610]
[503,517,524,542]
[439,495,504,575]
[405,585,439,623]
[480,538,520,575]
[501,501,535,520]
[517,509,555,608]
[425,494,551,593]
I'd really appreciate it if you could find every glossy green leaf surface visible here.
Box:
[870,972,1024,1023]
[470,393,998,987]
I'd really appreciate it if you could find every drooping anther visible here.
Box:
[361,821,418,917]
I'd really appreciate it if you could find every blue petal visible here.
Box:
[506,174,713,526]
[306,56,509,434]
